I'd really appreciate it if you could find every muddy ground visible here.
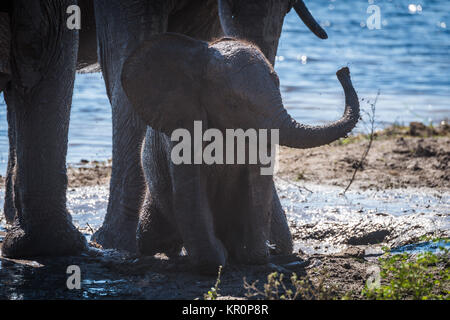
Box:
[277,121,449,190]
[0,245,371,300]
[0,122,448,300]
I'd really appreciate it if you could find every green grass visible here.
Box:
[202,239,449,300]
[362,239,450,300]
[334,121,449,146]
[244,269,335,300]
[203,265,223,300]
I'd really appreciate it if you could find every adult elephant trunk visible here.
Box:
[275,67,360,149]
[217,0,327,64]
[292,0,328,39]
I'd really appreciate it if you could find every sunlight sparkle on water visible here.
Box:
[408,4,422,14]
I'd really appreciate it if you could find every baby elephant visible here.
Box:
[122,33,359,274]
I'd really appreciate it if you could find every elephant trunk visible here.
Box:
[217,0,327,65]
[274,67,360,149]
[293,0,328,40]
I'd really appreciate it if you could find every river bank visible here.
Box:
[0,122,448,300]
[7,121,444,191]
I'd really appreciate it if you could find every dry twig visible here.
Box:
[342,90,379,194]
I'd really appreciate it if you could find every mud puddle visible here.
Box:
[1,180,448,254]
[274,178,449,255]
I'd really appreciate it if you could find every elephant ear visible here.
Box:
[121,33,209,136]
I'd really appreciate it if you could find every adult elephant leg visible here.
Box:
[3,92,16,223]
[91,0,170,252]
[2,0,87,258]
[269,185,293,255]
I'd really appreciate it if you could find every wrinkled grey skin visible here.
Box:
[92,0,327,253]
[1,0,223,257]
[121,33,360,274]
[2,0,328,258]
[1,0,88,257]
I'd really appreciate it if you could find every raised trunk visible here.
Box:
[275,67,360,149]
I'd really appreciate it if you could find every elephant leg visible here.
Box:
[0,11,11,92]
[269,185,293,255]
[1,0,87,258]
[90,97,147,252]
[231,168,272,265]
[0,8,13,222]
[91,0,171,252]
[137,191,183,257]
[0,73,9,92]
[170,164,227,275]
[3,92,16,223]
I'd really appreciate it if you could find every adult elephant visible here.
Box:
[1,0,326,257]
[218,0,327,65]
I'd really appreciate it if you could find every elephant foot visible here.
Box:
[191,256,226,276]
[236,250,270,266]
[1,216,88,259]
[231,240,270,266]
[269,239,293,256]
[270,189,294,256]
[188,240,228,276]
[91,217,138,253]
[269,230,293,256]
[137,210,183,258]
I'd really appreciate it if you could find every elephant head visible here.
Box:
[121,33,359,150]
[217,0,328,64]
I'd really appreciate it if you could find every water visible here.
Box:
[275,178,449,254]
[1,179,447,255]
[0,0,449,173]
[278,0,450,127]
[391,240,450,254]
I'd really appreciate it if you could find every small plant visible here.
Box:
[244,269,334,300]
[362,239,450,300]
[204,265,223,300]
[342,90,378,194]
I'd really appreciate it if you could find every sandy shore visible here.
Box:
[278,122,449,191]
[60,121,449,191]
